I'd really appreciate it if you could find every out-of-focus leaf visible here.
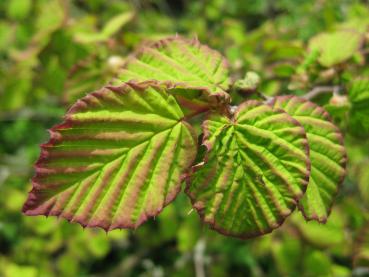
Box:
[272,237,302,276]
[22,82,197,231]
[177,212,200,252]
[349,79,369,103]
[6,0,32,20]
[272,63,295,78]
[308,30,363,67]
[291,210,345,249]
[9,0,66,64]
[348,79,369,138]
[1,67,33,111]
[3,262,37,277]
[4,188,26,212]
[324,95,350,123]
[332,265,351,277]
[86,232,110,258]
[74,12,134,43]
[24,216,57,235]
[358,161,369,206]
[35,0,65,33]
[272,96,347,222]
[63,56,113,104]
[0,22,13,51]
[57,254,79,277]
[264,39,303,61]
[158,204,178,240]
[303,250,332,276]
[187,101,310,238]
[102,12,134,37]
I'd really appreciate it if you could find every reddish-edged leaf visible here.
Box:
[23,82,197,230]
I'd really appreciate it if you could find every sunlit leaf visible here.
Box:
[117,36,231,103]
[308,30,363,67]
[23,82,197,230]
[272,96,347,222]
[186,101,310,238]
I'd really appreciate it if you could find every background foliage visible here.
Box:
[1,0,369,276]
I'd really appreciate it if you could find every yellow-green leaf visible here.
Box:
[272,96,347,222]
[117,36,231,104]
[23,82,197,231]
[186,101,310,238]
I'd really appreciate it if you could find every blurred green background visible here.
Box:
[1,0,369,276]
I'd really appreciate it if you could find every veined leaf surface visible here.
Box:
[23,82,197,230]
[117,36,231,105]
[186,101,310,238]
[272,96,347,222]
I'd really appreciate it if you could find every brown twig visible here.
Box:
[303,85,341,100]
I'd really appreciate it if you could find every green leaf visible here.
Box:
[272,96,347,222]
[186,101,310,238]
[23,82,197,231]
[290,210,345,249]
[36,0,65,33]
[358,161,369,206]
[308,30,363,67]
[348,79,369,138]
[6,0,32,20]
[74,12,134,44]
[117,36,231,102]
[271,237,302,276]
[102,12,135,37]
[303,250,332,276]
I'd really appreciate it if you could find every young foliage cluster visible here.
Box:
[23,37,347,239]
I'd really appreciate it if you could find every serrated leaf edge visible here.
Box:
[185,100,311,239]
[23,80,198,231]
[116,36,231,105]
[270,95,347,223]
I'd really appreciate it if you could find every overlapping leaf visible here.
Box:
[272,96,346,222]
[116,36,231,107]
[23,82,197,230]
[186,101,310,238]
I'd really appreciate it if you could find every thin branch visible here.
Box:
[194,238,206,277]
[303,85,341,100]
[0,109,63,122]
